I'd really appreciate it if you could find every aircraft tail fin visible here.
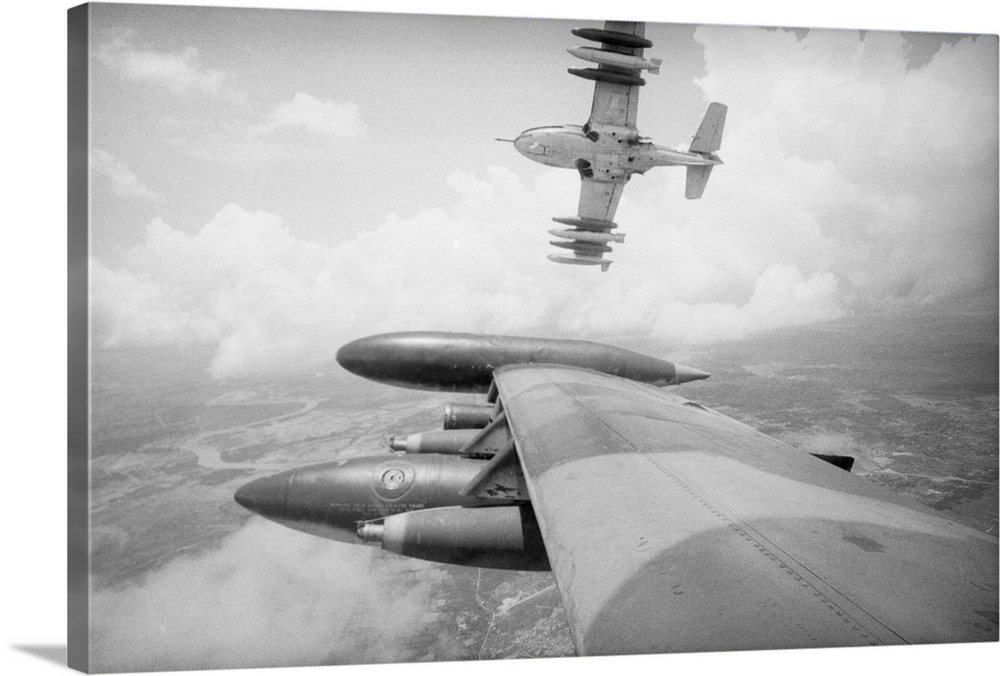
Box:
[685,165,714,200]
[689,102,727,155]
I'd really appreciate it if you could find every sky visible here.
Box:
[85,1,999,381]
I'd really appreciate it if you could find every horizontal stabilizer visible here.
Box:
[685,165,714,199]
[689,102,727,155]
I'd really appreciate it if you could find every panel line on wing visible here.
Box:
[514,369,907,647]
[635,446,905,647]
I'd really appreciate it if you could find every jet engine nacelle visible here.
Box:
[358,505,550,571]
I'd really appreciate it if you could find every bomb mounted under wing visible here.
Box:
[505,20,728,271]
[237,332,708,570]
[236,332,998,655]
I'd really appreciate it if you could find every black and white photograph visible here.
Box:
[4,2,1000,675]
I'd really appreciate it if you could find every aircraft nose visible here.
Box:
[234,471,292,521]
[513,131,533,157]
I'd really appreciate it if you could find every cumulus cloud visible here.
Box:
[183,91,368,166]
[270,92,368,137]
[90,519,436,672]
[90,148,160,202]
[649,265,842,344]
[91,28,997,379]
[90,170,845,378]
[691,27,998,301]
[98,35,243,101]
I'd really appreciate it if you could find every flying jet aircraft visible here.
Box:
[235,332,998,656]
[505,21,727,271]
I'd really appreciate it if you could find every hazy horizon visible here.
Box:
[87,295,997,671]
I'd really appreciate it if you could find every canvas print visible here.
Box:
[68,2,999,673]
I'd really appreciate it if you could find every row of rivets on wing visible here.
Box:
[636,449,903,647]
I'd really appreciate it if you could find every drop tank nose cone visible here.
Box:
[335,336,370,374]
[673,364,711,384]
[234,472,292,520]
[336,334,400,381]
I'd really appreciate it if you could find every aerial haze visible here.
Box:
[85,295,997,671]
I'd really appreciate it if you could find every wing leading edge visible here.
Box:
[493,364,999,655]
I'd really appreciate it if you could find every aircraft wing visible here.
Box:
[586,21,645,129]
[493,363,999,655]
[578,176,625,222]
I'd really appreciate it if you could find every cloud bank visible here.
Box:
[270,92,368,137]
[691,27,998,301]
[91,28,998,379]
[90,519,437,672]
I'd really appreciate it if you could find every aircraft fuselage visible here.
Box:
[514,124,718,183]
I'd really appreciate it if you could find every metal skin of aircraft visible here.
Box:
[506,21,728,271]
[235,332,999,657]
